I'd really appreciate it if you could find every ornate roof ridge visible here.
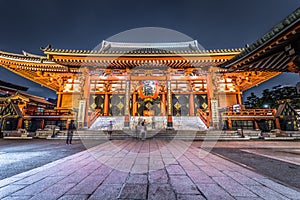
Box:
[100,40,200,50]
[0,50,57,64]
[42,45,243,55]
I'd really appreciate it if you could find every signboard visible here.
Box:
[211,100,219,123]
[77,100,86,123]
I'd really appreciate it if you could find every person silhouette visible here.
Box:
[66,120,76,145]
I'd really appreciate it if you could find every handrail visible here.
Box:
[24,109,73,116]
[197,109,210,128]
[222,108,276,117]
[88,109,102,127]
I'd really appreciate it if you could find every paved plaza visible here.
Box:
[0,139,300,199]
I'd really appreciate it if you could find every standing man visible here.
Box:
[66,120,76,145]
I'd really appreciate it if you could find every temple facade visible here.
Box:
[0,7,300,133]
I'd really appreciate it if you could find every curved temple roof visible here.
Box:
[220,7,300,72]
[42,40,243,56]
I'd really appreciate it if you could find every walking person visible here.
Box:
[108,121,113,140]
[140,119,147,141]
[66,120,76,145]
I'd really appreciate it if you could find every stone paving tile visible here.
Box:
[14,173,46,184]
[12,176,65,196]
[253,178,300,199]
[177,194,206,200]
[245,185,290,200]
[0,177,21,188]
[30,183,76,200]
[234,197,264,200]
[0,184,27,199]
[166,164,186,175]
[148,169,169,184]
[199,165,226,177]
[58,172,91,184]
[185,170,215,184]
[118,183,148,199]
[88,184,122,200]
[66,172,109,195]
[148,184,176,200]
[196,183,235,200]
[212,176,257,198]
[222,170,260,186]
[126,174,148,184]
[189,158,208,167]
[135,157,149,165]
[2,195,33,200]
[132,164,148,174]
[58,194,89,200]
[102,170,129,184]
[163,157,178,165]
[169,175,200,195]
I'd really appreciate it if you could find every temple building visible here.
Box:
[0,8,300,133]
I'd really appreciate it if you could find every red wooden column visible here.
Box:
[132,93,137,116]
[104,93,109,116]
[254,120,259,130]
[275,118,281,129]
[17,118,23,129]
[189,93,195,116]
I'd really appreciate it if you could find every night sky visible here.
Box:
[0,0,300,99]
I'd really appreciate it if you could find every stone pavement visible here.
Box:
[0,140,299,200]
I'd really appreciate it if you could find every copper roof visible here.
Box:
[220,7,300,72]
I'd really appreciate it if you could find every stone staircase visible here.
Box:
[89,116,207,131]
[48,129,252,141]
[89,116,124,130]
[172,116,207,131]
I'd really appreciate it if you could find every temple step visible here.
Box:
[48,129,251,141]
[89,116,208,131]
[172,116,207,131]
[89,116,124,130]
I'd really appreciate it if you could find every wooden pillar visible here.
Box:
[17,118,23,129]
[227,119,232,130]
[161,92,166,116]
[236,88,242,105]
[56,92,62,108]
[206,68,213,127]
[40,119,45,129]
[189,93,195,116]
[124,79,130,128]
[83,69,90,127]
[167,80,173,129]
[104,93,109,116]
[132,93,137,116]
[275,118,281,129]
[254,120,259,130]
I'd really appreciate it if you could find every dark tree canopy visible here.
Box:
[243,84,300,109]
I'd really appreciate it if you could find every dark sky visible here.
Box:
[0,0,300,99]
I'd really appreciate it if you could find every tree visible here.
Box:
[244,84,300,109]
